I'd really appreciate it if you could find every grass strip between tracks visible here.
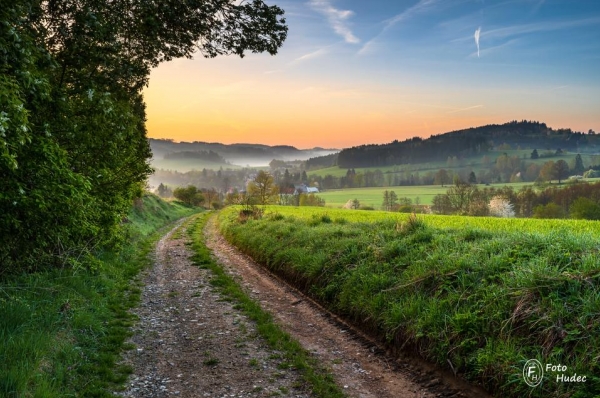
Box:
[187,213,346,398]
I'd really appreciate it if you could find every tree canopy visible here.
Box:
[0,0,287,274]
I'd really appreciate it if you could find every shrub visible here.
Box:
[570,197,600,220]
[533,203,565,219]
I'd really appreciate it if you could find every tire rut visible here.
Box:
[204,215,493,398]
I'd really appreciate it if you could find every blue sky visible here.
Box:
[145,0,600,147]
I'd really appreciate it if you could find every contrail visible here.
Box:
[474,26,481,57]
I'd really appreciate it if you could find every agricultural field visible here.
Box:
[218,206,600,397]
[317,181,533,207]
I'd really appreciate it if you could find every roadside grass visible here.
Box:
[186,213,345,398]
[0,194,198,397]
[218,206,600,398]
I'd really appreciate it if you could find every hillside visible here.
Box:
[307,121,599,169]
[150,139,338,169]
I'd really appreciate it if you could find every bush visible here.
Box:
[533,203,565,219]
[570,197,600,220]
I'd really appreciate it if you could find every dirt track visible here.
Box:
[204,216,491,398]
[118,215,492,397]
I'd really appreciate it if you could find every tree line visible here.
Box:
[309,151,598,190]
[430,181,600,220]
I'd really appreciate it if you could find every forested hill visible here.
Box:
[324,121,599,169]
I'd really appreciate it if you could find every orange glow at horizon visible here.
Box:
[144,58,599,149]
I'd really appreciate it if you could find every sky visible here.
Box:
[144,0,600,149]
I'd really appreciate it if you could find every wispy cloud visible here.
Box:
[453,17,600,43]
[384,0,442,29]
[308,0,359,44]
[474,27,481,57]
[358,0,465,55]
[290,48,329,64]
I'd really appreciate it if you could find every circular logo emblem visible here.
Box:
[523,359,544,387]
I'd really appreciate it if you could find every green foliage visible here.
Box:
[173,185,205,206]
[531,149,539,159]
[0,195,197,397]
[572,154,585,175]
[1,0,287,274]
[533,203,565,219]
[554,159,570,183]
[298,193,325,207]
[248,170,279,204]
[570,197,600,220]
[219,206,600,397]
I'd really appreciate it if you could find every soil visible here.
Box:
[118,215,493,398]
[118,219,309,397]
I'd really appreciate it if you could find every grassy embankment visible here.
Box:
[186,213,344,397]
[218,206,600,397]
[0,193,198,398]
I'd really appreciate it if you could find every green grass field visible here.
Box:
[317,181,534,207]
[0,194,198,397]
[218,206,600,397]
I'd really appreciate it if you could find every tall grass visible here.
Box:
[219,206,600,397]
[0,193,197,397]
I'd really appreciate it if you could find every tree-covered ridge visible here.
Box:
[0,0,287,275]
[333,121,599,168]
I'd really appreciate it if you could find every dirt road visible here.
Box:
[119,215,491,397]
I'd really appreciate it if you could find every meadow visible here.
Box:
[317,181,533,207]
[218,206,600,397]
[0,194,198,397]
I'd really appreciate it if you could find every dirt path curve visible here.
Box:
[118,218,310,397]
[204,216,492,398]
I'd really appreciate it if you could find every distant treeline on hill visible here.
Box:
[163,150,228,164]
[319,121,598,169]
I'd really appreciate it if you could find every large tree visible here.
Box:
[248,170,279,205]
[554,159,570,184]
[1,0,287,273]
